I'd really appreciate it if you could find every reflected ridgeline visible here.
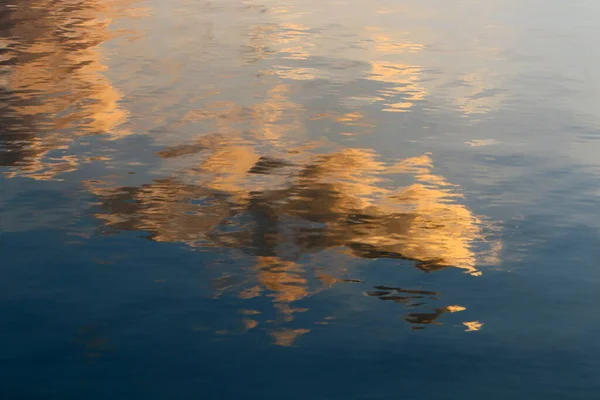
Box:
[90,145,495,274]
[88,143,499,340]
[0,0,139,179]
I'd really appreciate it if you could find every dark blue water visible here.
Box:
[2,0,600,398]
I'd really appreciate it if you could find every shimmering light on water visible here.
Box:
[2,0,600,398]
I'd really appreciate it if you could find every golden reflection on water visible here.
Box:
[90,149,492,274]
[1,0,506,346]
[89,143,500,344]
[0,0,143,179]
[0,0,512,182]
[79,2,499,344]
[368,62,425,113]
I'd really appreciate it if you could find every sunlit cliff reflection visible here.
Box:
[0,0,141,179]
[88,144,500,344]
[0,0,506,346]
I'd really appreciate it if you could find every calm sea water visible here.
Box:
[2,0,600,398]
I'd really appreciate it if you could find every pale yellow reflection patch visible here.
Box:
[453,72,506,116]
[463,321,484,332]
[465,139,499,147]
[248,83,305,142]
[446,305,467,313]
[240,309,261,315]
[367,29,425,54]
[368,62,426,112]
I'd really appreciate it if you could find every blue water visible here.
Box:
[2,0,600,398]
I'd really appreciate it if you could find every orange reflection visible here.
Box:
[1,0,142,179]
[271,329,310,347]
[366,27,426,55]
[368,62,426,112]
[0,0,510,346]
[245,22,315,62]
[463,321,484,332]
[88,142,500,344]
[248,84,306,142]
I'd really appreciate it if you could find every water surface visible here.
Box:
[2,0,600,398]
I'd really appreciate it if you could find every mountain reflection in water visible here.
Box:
[3,0,600,396]
[88,143,498,343]
[0,0,503,347]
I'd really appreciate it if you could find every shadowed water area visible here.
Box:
[1,0,600,398]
